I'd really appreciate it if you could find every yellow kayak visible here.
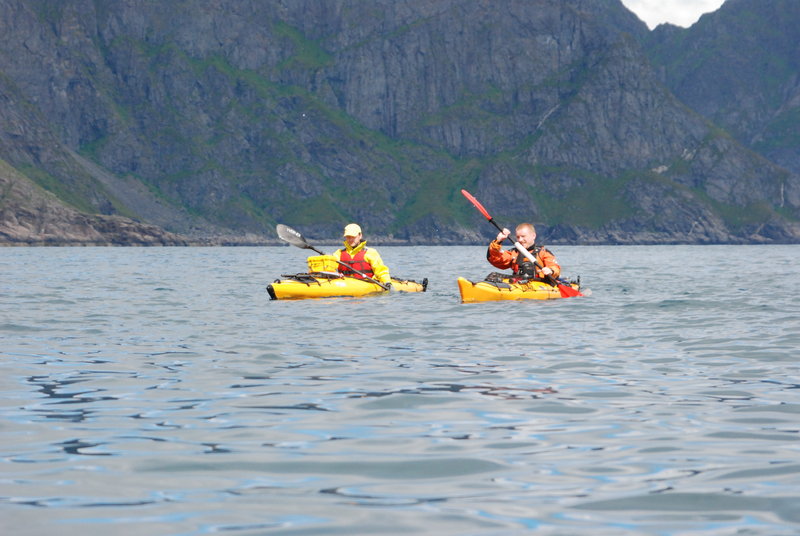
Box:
[267,272,427,300]
[457,276,581,303]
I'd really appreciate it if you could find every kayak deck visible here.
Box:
[267,272,428,300]
[457,275,581,303]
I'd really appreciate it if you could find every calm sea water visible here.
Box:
[1,245,799,535]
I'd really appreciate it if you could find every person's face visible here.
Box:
[345,233,362,247]
[515,227,535,248]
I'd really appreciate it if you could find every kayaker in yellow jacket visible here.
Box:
[332,223,392,286]
[488,223,561,281]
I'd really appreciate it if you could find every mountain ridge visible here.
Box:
[1,0,798,245]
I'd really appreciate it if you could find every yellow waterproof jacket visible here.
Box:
[332,240,391,284]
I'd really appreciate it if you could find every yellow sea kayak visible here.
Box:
[457,276,581,303]
[267,272,427,300]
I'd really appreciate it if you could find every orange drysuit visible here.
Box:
[487,240,561,280]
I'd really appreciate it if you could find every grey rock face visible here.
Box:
[1,0,798,245]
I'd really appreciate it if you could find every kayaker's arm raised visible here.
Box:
[487,239,515,270]
[495,228,511,244]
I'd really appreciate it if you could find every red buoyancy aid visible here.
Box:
[338,248,374,279]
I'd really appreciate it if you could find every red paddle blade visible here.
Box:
[558,283,583,298]
[461,189,492,220]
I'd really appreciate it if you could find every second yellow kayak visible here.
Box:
[457,276,580,303]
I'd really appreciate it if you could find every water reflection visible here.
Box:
[57,439,112,456]
[345,383,557,400]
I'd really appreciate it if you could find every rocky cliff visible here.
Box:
[646,0,800,179]
[0,158,187,245]
[1,0,798,245]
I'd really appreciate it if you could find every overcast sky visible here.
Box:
[620,0,726,29]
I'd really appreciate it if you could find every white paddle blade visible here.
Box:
[276,224,308,248]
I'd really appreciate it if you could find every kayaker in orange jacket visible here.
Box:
[332,223,392,286]
[487,223,561,281]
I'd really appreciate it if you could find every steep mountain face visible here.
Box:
[646,0,800,177]
[0,0,798,245]
[0,158,187,245]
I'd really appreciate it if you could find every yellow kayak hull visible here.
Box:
[457,276,580,303]
[267,273,427,300]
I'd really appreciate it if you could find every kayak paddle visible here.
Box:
[276,224,390,291]
[460,189,583,298]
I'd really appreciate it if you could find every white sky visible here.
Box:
[620,0,726,29]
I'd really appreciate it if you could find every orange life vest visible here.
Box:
[512,246,544,278]
[338,248,374,278]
